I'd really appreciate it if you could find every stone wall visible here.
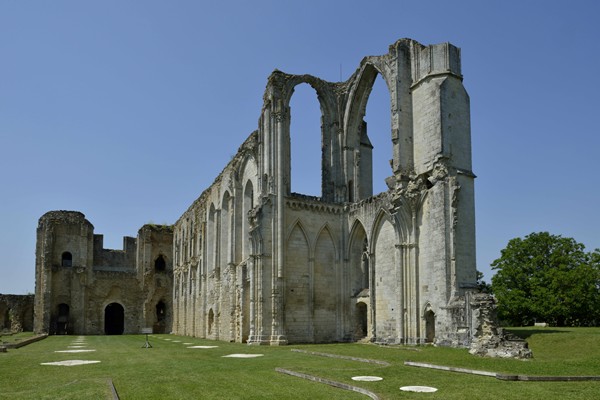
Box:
[0,294,34,333]
[35,38,491,351]
[172,38,479,347]
[34,211,173,335]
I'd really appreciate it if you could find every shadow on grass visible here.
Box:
[505,328,570,339]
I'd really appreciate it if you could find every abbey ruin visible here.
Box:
[33,38,481,347]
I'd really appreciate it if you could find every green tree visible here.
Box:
[491,232,600,327]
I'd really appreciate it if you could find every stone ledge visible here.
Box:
[405,361,600,381]
[4,334,48,349]
[275,368,379,400]
[291,348,390,366]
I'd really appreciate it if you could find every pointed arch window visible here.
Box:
[155,255,166,272]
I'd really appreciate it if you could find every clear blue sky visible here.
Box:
[1,0,599,294]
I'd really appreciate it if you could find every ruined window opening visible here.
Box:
[61,252,72,267]
[155,255,166,272]
[362,238,370,289]
[156,300,166,322]
[364,74,392,195]
[242,180,254,259]
[289,83,322,196]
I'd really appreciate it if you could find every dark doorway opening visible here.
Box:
[155,255,166,272]
[57,303,69,335]
[105,303,124,335]
[61,252,72,267]
[355,302,368,340]
[208,308,214,335]
[425,310,435,343]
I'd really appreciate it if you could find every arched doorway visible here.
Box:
[425,310,435,343]
[355,302,368,340]
[104,303,124,335]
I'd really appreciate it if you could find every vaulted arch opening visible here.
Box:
[365,74,393,195]
[289,83,322,197]
[346,64,395,201]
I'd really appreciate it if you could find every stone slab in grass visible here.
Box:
[351,376,383,381]
[187,345,218,349]
[55,349,96,353]
[400,386,438,393]
[222,354,263,358]
[41,360,101,366]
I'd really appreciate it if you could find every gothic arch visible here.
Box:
[284,221,311,342]
[207,203,218,274]
[313,225,337,342]
[285,219,312,254]
[313,223,337,260]
[241,179,255,260]
[348,220,369,296]
[343,60,403,201]
[263,71,340,201]
[371,209,400,340]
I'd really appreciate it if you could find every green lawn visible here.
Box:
[1,327,599,399]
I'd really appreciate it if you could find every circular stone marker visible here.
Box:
[352,376,383,381]
[41,360,101,366]
[222,354,263,358]
[187,345,219,349]
[400,386,438,393]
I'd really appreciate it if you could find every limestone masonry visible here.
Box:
[32,38,487,347]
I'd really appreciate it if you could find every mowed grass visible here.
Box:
[0,327,598,399]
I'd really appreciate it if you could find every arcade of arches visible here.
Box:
[32,39,505,351]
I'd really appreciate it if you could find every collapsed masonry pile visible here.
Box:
[469,293,533,359]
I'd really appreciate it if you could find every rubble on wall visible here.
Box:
[469,293,533,359]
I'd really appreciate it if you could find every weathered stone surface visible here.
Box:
[34,39,507,352]
[171,38,479,347]
[34,211,173,335]
[0,294,34,333]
